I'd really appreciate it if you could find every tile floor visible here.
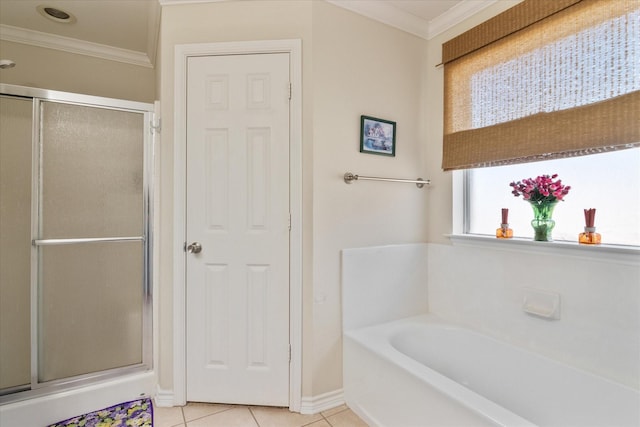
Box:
[153,401,369,427]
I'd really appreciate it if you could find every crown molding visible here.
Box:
[326,0,497,40]
[427,0,498,39]
[146,0,161,68]
[0,24,153,68]
[159,0,500,41]
[325,0,430,39]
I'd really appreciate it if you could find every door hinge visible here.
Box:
[288,344,292,362]
[288,213,291,231]
[288,83,292,101]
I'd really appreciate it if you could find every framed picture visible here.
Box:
[360,115,396,157]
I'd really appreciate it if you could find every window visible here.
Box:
[466,148,640,246]
[443,0,639,247]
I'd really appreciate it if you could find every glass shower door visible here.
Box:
[1,85,153,400]
[0,88,153,403]
[0,96,33,393]
[35,100,148,383]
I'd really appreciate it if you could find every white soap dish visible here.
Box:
[522,287,561,320]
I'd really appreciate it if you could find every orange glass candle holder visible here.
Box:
[579,208,601,245]
[496,225,514,239]
[579,227,601,245]
[496,208,513,239]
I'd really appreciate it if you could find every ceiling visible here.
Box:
[0,0,494,68]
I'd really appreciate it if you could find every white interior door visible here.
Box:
[185,53,291,406]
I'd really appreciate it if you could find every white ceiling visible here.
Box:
[0,0,494,68]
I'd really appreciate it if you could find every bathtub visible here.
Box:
[343,314,639,427]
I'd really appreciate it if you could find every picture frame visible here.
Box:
[360,115,396,157]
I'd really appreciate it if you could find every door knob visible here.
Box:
[187,242,202,254]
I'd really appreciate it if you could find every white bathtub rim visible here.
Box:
[392,314,640,395]
[345,313,640,427]
[344,315,537,427]
[347,313,640,394]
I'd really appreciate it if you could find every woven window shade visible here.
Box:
[442,0,640,171]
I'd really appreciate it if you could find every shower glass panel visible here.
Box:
[0,96,33,392]
[39,242,143,382]
[40,102,144,239]
[0,84,153,401]
[38,101,146,383]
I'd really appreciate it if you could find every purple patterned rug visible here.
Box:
[47,398,153,427]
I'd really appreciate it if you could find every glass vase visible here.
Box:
[529,200,558,241]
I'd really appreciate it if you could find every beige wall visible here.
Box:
[305,0,517,395]
[310,1,428,394]
[0,41,156,103]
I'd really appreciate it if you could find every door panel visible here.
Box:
[186,53,290,406]
[0,89,152,399]
[0,96,32,391]
[40,102,144,239]
[39,241,143,382]
[37,101,147,383]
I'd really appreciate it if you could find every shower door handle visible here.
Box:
[187,242,202,254]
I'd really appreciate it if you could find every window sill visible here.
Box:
[446,234,640,265]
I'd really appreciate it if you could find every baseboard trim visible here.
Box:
[154,386,175,407]
[299,389,344,414]
[152,386,343,413]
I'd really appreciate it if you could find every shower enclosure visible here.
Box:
[0,84,154,409]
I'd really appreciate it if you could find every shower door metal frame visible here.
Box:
[0,83,155,402]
